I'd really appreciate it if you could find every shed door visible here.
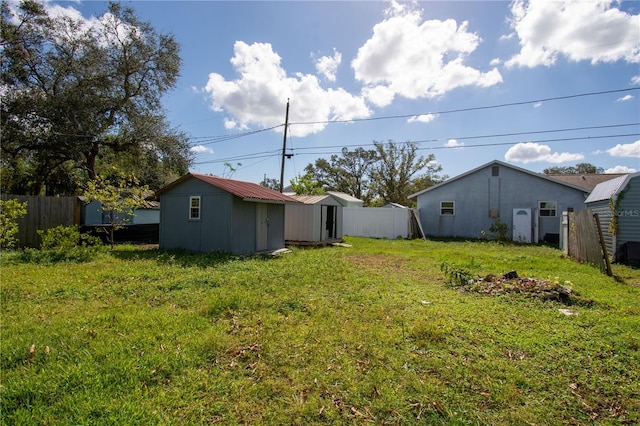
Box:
[512,208,532,243]
[321,205,337,240]
[256,203,268,251]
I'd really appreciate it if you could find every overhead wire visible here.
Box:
[187,87,639,166]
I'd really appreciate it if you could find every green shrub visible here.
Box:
[38,225,101,250]
[489,219,509,242]
[17,225,106,263]
[0,199,27,249]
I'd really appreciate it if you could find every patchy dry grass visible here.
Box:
[1,238,639,425]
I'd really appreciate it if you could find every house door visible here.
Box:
[256,203,268,251]
[512,208,532,243]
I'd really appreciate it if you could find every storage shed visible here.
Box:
[326,191,365,208]
[585,172,640,262]
[285,194,343,244]
[156,173,298,254]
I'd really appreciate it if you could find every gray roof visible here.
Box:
[585,173,639,203]
[326,191,364,206]
[409,160,589,199]
[290,194,333,204]
[546,173,626,191]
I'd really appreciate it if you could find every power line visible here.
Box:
[188,124,284,146]
[289,122,639,153]
[191,131,639,165]
[286,87,639,126]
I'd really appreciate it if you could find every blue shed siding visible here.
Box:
[415,163,588,241]
[159,176,286,254]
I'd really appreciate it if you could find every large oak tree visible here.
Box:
[1,1,192,195]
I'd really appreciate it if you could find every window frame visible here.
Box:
[189,196,201,220]
[440,201,455,216]
[538,200,557,217]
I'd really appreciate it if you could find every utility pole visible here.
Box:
[279,99,290,192]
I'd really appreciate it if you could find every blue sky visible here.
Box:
[47,0,640,185]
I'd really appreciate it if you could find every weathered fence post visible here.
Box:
[593,213,613,277]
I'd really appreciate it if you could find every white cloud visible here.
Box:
[444,139,464,148]
[607,140,640,158]
[407,114,438,124]
[533,101,543,108]
[605,165,637,173]
[506,0,640,68]
[360,85,395,107]
[190,145,214,154]
[616,94,634,102]
[631,75,640,85]
[505,142,584,163]
[224,119,239,130]
[204,41,371,137]
[352,1,502,102]
[489,58,502,66]
[315,49,342,82]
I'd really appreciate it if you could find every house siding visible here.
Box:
[415,163,588,241]
[585,175,640,259]
[618,176,640,247]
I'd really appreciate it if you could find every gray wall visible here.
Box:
[416,164,588,241]
[285,198,343,242]
[618,176,640,247]
[159,177,285,254]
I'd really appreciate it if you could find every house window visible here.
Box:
[189,196,201,220]
[492,165,499,176]
[440,201,455,215]
[539,201,556,217]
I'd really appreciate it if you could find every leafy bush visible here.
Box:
[0,199,27,249]
[489,219,509,242]
[16,226,105,263]
[38,225,101,250]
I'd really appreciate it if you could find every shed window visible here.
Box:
[491,165,499,176]
[189,196,201,220]
[539,201,556,217]
[440,201,455,215]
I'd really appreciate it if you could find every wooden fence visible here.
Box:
[567,209,611,275]
[1,194,82,248]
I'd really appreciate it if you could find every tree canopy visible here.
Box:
[1,1,192,195]
[303,141,445,206]
[543,163,604,175]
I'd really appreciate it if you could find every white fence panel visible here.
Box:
[343,207,410,239]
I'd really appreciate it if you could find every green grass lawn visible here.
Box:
[1,237,639,425]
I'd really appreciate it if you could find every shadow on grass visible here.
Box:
[110,244,283,268]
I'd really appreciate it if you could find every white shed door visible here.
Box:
[512,208,532,243]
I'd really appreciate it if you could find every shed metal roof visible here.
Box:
[290,194,333,204]
[585,173,639,203]
[156,173,300,204]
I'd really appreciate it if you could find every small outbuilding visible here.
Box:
[156,173,298,254]
[585,172,640,263]
[326,191,365,208]
[285,194,343,244]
